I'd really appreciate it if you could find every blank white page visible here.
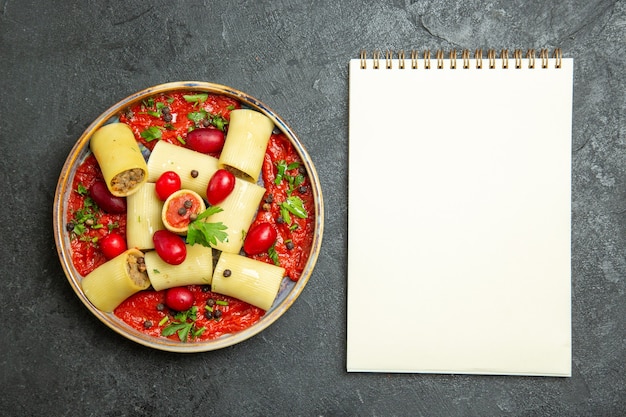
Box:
[347,55,573,376]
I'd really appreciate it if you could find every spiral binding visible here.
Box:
[360,49,562,70]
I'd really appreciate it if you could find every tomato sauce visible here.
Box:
[249,134,315,281]
[67,154,126,276]
[67,91,315,342]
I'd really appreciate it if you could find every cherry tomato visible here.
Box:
[164,287,194,311]
[206,169,235,205]
[244,222,278,255]
[152,230,186,265]
[99,233,127,260]
[187,128,225,154]
[89,181,126,213]
[155,171,181,201]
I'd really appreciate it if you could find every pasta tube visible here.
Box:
[212,252,285,311]
[204,179,265,253]
[89,123,148,197]
[144,244,214,291]
[81,248,150,312]
[218,109,274,182]
[126,183,164,250]
[147,141,219,199]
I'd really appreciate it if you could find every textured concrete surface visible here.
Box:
[1,0,624,416]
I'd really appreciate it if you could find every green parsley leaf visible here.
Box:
[76,183,89,196]
[187,109,208,123]
[183,93,208,103]
[268,244,280,266]
[211,115,228,131]
[279,196,308,224]
[140,126,163,142]
[186,207,228,247]
[275,160,287,185]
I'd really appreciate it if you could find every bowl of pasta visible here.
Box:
[53,82,323,352]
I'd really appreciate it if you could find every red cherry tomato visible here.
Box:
[244,222,278,255]
[152,230,186,265]
[155,171,181,201]
[164,287,194,311]
[206,169,235,205]
[89,181,127,213]
[187,128,225,154]
[99,233,127,260]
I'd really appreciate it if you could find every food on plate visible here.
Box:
[154,171,182,201]
[126,183,165,250]
[152,229,187,265]
[144,244,213,291]
[218,109,274,182]
[89,181,127,214]
[212,252,284,311]
[99,233,127,260]
[65,90,315,342]
[161,189,206,235]
[164,287,195,312]
[200,178,265,254]
[243,222,277,255]
[89,123,148,197]
[186,128,225,154]
[147,140,219,200]
[81,248,150,312]
[206,169,236,205]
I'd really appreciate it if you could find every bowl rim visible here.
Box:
[53,81,324,352]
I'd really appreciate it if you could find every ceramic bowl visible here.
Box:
[53,81,324,352]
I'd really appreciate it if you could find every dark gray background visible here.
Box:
[1,1,624,416]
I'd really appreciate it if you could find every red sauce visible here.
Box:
[118,92,240,152]
[67,154,127,276]
[67,91,315,342]
[115,286,264,341]
[249,134,315,281]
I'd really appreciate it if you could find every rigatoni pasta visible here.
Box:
[145,244,214,291]
[218,109,274,182]
[81,248,150,312]
[89,123,148,197]
[203,179,265,253]
[126,183,164,250]
[147,140,219,199]
[212,252,285,311]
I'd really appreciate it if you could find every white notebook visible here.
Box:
[347,49,573,376]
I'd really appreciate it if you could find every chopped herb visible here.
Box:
[211,115,228,131]
[275,160,288,185]
[183,93,208,103]
[187,109,208,123]
[76,183,89,196]
[279,196,308,224]
[107,221,119,231]
[161,306,204,342]
[153,269,160,274]
[140,126,163,142]
[176,135,186,145]
[216,300,228,306]
[268,244,280,266]
[142,97,155,108]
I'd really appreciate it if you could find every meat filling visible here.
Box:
[111,168,145,194]
[126,254,149,287]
